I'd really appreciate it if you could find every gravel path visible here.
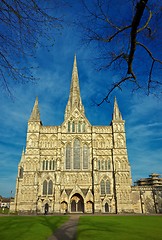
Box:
[48,215,79,240]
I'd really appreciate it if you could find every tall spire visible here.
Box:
[65,55,84,119]
[29,97,40,122]
[113,97,123,120]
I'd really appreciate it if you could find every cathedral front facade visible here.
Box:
[10,56,161,214]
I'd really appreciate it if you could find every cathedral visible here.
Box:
[10,56,162,214]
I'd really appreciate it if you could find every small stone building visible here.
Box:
[132,174,162,213]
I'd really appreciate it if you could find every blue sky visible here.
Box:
[0,0,162,197]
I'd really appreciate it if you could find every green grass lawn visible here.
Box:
[77,216,162,240]
[0,215,69,240]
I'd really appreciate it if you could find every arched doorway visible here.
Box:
[70,194,84,213]
[44,203,49,214]
[105,202,109,213]
[71,200,76,212]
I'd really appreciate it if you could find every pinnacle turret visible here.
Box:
[113,97,123,120]
[29,97,41,122]
[65,55,84,119]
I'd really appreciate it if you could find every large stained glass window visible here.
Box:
[73,139,80,169]
[101,180,105,194]
[106,180,111,194]
[100,179,111,195]
[43,180,47,195]
[72,121,75,132]
[68,121,71,132]
[66,143,71,169]
[83,144,88,169]
[48,180,53,195]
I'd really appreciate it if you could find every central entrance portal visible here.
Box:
[70,193,84,213]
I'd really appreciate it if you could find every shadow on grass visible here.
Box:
[76,216,162,240]
[0,216,69,240]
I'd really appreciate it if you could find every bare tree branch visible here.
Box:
[137,5,152,33]
[97,76,135,106]
[127,0,148,77]
[0,0,64,95]
[77,0,162,103]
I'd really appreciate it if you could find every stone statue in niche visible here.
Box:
[57,158,60,170]
[116,135,125,148]
[93,158,97,170]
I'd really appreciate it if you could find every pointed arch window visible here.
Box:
[73,139,80,169]
[101,160,104,170]
[48,180,53,195]
[101,180,105,195]
[72,121,75,132]
[19,167,23,178]
[66,143,71,169]
[98,160,100,170]
[43,180,47,195]
[108,160,111,170]
[83,144,88,169]
[82,122,85,132]
[68,121,71,132]
[106,180,111,194]
[100,179,111,195]
[46,160,48,170]
[105,161,108,170]
[42,160,45,170]
[49,160,52,170]
[52,160,55,170]
[78,121,81,132]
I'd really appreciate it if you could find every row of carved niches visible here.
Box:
[28,123,124,134]
[61,173,92,185]
[114,156,129,170]
[115,172,131,184]
[112,122,125,132]
[93,137,113,148]
[98,159,111,171]
[67,120,86,133]
[26,132,125,149]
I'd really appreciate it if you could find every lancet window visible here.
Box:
[42,180,53,195]
[68,121,71,132]
[100,179,111,195]
[65,139,89,170]
[42,160,55,171]
[67,121,86,133]
[98,159,111,171]
[46,160,48,170]
[72,121,75,132]
[43,180,47,195]
[19,167,24,178]
[83,144,88,169]
[48,180,53,195]
[73,139,80,169]
[66,144,71,169]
